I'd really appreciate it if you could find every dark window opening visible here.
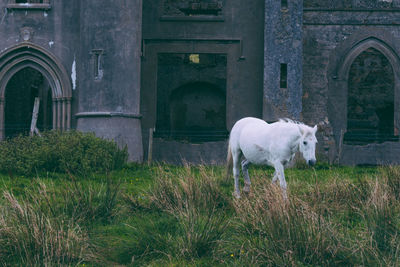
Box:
[344,48,397,145]
[15,0,44,3]
[281,0,288,9]
[5,67,52,138]
[156,53,227,142]
[280,63,287,88]
[8,0,50,10]
[92,49,104,80]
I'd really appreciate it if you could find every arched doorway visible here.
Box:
[328,35,400,164]
[155,52,228,142]
[344,47,396,144]
[4,67,52,137]
[0,43,72,139]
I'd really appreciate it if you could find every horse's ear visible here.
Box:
[313,125,318,134]
[298,125,304,135]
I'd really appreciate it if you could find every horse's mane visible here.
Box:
[278,118,314,134]
[278,118,304,125]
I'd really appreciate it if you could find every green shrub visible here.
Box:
[0,131,128,176]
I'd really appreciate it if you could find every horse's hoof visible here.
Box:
[233,192,241,199]
[243,185,250,193]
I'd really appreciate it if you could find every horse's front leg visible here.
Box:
[241,159,251,193]
[273,162,287,199]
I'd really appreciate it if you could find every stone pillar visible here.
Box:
[77,0,143,162]
[66,98,71,130]
[57,99,62,129]
[52,98,57,130]
[263,0,303,121]
[0,98,4,140]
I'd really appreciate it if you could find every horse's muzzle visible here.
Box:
[308,159,316,166]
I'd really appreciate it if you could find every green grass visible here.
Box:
[0,163,399,266]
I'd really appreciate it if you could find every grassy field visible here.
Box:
[0,162,399,266]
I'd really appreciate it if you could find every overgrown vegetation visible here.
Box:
[122,164,400,266]
[0,130,128,176]
[0,135,399,265]
[125,165,230,264]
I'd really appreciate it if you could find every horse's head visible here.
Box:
[298,125,318,166]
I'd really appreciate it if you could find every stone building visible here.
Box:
[0,0,399,165]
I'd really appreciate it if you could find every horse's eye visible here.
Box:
[303,141,308,145]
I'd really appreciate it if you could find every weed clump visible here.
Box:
[0,185,97,266]
[126,165,230,263]
[224,182,349,266]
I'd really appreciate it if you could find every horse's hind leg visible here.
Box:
[272,171,278,184]
[232,149,241,198]
[273,162,287,199]
[241,159,251,193]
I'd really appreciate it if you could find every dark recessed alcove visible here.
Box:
[5,67,52,137]
[344,48,397,145]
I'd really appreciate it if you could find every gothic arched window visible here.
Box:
[345,48,396,144]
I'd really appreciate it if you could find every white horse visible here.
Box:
[226,117,318,198]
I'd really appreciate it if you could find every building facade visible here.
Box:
[0,0,399,165]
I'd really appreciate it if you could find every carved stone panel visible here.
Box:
[163,0,223,17]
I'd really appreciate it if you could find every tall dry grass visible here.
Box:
[359,168,400,265]
[62,174,122,224]
[126,165,231,263]
[222,182,349,266]
[0,188,96,266]
[215,166,400,266]
[0,176,121,266]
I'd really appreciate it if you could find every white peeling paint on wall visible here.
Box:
[71,56,77,90]
[49,41,54,48]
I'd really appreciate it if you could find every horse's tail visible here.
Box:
[225,142,233,181]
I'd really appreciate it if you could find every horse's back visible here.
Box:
[235,119,302,165]
[229,117,268,150]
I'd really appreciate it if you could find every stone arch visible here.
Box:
[156,80,227,141]
[345,47,395,144]
[0,43,72,139]
[328,36,400,149]
[5,67,53,137]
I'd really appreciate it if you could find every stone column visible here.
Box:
[0,98,4,140]
[66,98,71,130]
[57,99,62,130]
[263,0,303,121]
[77,0,143,162]
[52,98,57,130]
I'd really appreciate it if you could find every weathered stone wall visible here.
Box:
[302,3,400,164]
[1,1,400,165]
[76,0,143,161]
[0,0,144,162]
[141,0,265,163]
[0,0,80,125]
[264,0,303,121]
[304,0,400,9]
